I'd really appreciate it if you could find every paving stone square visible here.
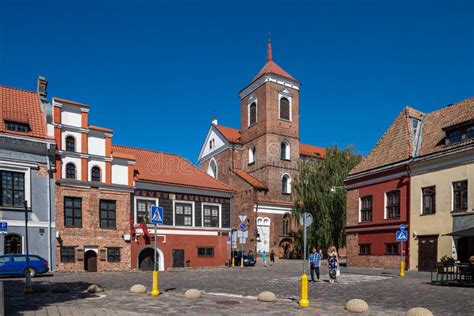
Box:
[3,260,473,315]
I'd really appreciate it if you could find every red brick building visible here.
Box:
[344,107,423,269]
[198,39,325,257]
[112,145,234,271]
[51,97,136,272]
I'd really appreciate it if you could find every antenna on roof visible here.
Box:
[267,32,272,62]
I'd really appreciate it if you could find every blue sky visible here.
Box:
[1,0,473,163]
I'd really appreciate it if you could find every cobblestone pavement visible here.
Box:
[3,260,474,315]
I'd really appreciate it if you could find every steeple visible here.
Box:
[267,33,272,62]
[249,35,297,83]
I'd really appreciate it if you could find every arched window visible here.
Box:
[282,174,291,194]
[91,166,101,182]
[279,97,290,121]
[4,234,22,254]
[207,159,218,178]
[66,163,76,179]
[65,136,75,152]
[280,141,290,160]
[249,102,257,126]
[248,146,256,165]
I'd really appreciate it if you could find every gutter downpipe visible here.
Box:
[46,143,53,271]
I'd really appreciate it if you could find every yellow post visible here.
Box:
[299,274,310,307]
[151,270,160,296]
[240,256,244,268]
[400,259,405,277]
[24,267,33,294]
[232,256,235,269]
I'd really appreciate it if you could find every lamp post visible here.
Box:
[299,179,310,308]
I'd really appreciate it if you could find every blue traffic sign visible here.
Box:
[150,206,164,225]
[396,230,408,241]
[239,223,247,231]
[400,224,406,231]
[0,222,7,234]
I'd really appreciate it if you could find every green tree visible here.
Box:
[292,145,361,252]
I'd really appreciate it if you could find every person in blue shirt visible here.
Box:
[308,247,322,282]
[262,251,267,267]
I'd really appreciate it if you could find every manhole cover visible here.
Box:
[216,300,240,305]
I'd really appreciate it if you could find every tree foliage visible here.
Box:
[292,145,361,252]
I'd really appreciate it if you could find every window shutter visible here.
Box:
[100,249,107,261]
[77,249,84,261]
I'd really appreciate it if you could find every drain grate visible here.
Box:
[216,300,240,305]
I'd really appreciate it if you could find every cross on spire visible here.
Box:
[267,32,272,62]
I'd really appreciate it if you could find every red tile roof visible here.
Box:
[349,97,474,176]
[252,60,297,83]
[257,199,293,207]
[0,85,49,140]
[300,143,326,158]
[215,125,241,143]
[112,145,234,193]
[232,168,267,190]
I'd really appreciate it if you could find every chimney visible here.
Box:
[37,76,48,102]
[211,118,218,126]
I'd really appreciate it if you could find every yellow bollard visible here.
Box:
[240,256,244,268]
[151,270,160,296]
[400,259,405,277]
[24,267,33,294]
[299,274,310,307]
[232,257,235,269]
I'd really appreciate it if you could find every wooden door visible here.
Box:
[172,249,185,268]
[418,236,438,271]
[84,251,98,272]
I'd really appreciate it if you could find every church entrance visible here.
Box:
[257,217,270,254]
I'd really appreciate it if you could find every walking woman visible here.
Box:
[328,246,339,283]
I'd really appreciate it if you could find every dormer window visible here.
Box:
[445,122,474,145]
[5,121,29,133]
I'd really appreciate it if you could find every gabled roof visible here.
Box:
[349,97,474,176]
[300,143,326,158]
[112,144,234,193]
[0,85,49,140]
[418,97,474,157]
[53,97,89,108]
[232,168,267,190]
[251,38,297,83]
[349,107,418,175]
[215,125,241,144]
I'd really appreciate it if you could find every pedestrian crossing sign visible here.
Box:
[150,206,164,225]
[396,230,408,241]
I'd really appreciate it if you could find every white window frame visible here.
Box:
[207,158,218,179]
[172,200,195,227]
[134,196,159,225]
[0,162,32,208]
[281,173,292,194]
[358,197,362,223]
[201,202,222,228]
[384,192,387,219]
[248,99,258,127]
[278,92,292,122]
[281,140,291,160]
[248,146,256,164]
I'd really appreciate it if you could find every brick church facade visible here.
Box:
[198,39,325,257]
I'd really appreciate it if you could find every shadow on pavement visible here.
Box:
[4,279,99,315]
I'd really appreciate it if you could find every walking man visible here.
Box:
[309,247,321,282]
[270,249,275,265]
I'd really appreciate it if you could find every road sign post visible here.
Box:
[238,215,247,268]
[150,206,164,296]
[299,212,312,308]
[396,224,408,277]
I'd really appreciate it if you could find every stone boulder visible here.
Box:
[129,284,147,294]
[185,289,202,299]
[345,299,369,313]
[406,307,433,316]
[87,284,104,293]
[257,291,277,302]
